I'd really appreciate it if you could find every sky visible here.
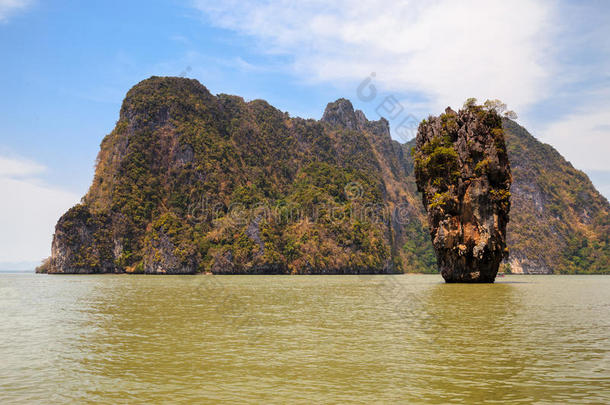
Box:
[0,0,609,266]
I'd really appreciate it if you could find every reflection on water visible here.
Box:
[1,274,609,403]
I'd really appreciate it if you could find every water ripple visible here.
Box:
[0,274,609,403]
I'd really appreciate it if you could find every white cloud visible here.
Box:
[193,0,555,112]
[539,102,610,172]
[0,0,32,22]
[191,0,610,196]
[535,89,610,200]
[0,155,44,177]
[0,155,80,262]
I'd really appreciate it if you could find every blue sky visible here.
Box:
[0,0,609,264]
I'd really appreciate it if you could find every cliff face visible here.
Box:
[45,77,609,275]
[413,106,512,282]
[47,77,432,274]
[503,120,609,274]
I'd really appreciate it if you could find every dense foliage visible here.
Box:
[52,77,430,274]
[45,77,609,275]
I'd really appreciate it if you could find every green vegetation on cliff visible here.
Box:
[44,77,609,275]
[50,77,424,274]
[412,102,512,282]
[503,119,609,274]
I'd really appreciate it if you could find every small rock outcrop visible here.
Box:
[50,204,118,274]
[321,98,365,130]
[413,103,512,282]
[34,257,51,273]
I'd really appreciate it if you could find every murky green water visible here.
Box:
[1,274,609,403]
